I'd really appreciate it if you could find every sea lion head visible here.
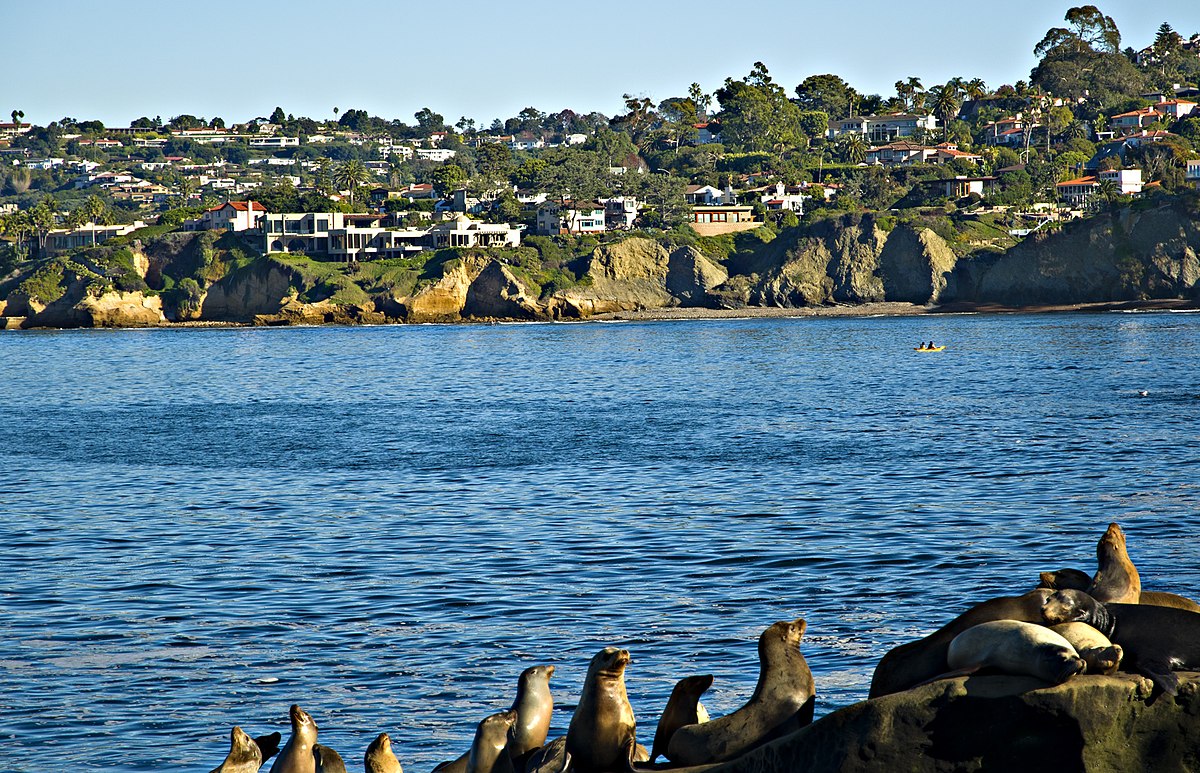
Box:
[520,664,555,687]
[227,726,262,767]
[1039,568,1092,591]
[759,618,807,656]
[1044,646,1088,684]
[589,647,631,680]
[675,674,714,697]
[289,704,317,735]
[365,731,402,773]
[1097,523,1127,560]
[1042,589,1099,625]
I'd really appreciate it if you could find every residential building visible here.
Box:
[536,201,606,235]
[201,201,267,232]
[694,122,722,144]
[602,197,639,229]
[248,136,300,149]
[1056,176,1099,207]
[262,211,519,259]
[941,176,999,198]
[0,122,32,138]
[1109,107,1162,134]
[684,184,727,205]
[22,158,65,170]
[1101,168,1143,195]
[1153,100,1197,120]
[829,113,938,142]
[426,215,522,249]
[415,148,457,162]
[689,204,755,225]
[45,221,147,254]
[758,183,805,213]
[509,135,545,151]
[1187,159,1200,190]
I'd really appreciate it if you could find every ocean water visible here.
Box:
[1,313,1198,772]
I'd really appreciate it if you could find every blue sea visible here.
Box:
[1,313,1198,772]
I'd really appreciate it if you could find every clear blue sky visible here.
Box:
[7,0,1199,128]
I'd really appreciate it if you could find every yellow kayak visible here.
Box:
[914,346,945,352]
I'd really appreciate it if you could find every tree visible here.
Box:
[1096,177,1119,208]
[1035,5,1121,58]
[169,114,204,131]
[688,83,712,119]
[839,133,867,165]
[794,74,856,119]
[427,163,467,196]
[964,79,989,102]
[334,158,371,206]
[270,107,287,124]
[928,84,962,140]
[10,109,24,126]
[81,195,106,245]
[715,63,806,157]
[414,107,445,133]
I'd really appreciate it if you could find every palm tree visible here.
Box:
[335,159,370,207]
[81,194,106,245]
[964,79,988,102]
[1096,177,1119,209]
[1065,120,1088,141]
[840,133,868,165]
[928,85,962,141]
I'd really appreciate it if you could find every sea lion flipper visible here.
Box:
[1139,659,1180,696]
[912,665,982,688]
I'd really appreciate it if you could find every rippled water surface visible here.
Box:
[1,313,1199,772]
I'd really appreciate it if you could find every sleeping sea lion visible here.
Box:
[649,674,713,763]
[467,710,516,773]
[1087,523,1141,603]
[1042,588,1200,695]
[1050,622,1123,674]
[946,621,1085,684]
[667,619,814,766]
[365,733,403,773]
[869,589,1052,698]
[566,647,636,773]
[509,665,555,760]
[210,726,262,773]
[271,704,320,773]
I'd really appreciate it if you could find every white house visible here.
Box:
[248,136,300,149]
[684,184,727,205]
[602,196,639,229]
[758,183,805,212]
[201,201,267,232]
[829,113,938,142]
[1101,168,1143,195]
[415,148,457,162]
[45,221,147,254]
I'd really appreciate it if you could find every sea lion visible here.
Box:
[271,704,320,773]
[1042,588,1200,695]
[509,665,555,759]
[366,733,403,773]
[1050,622,1123,674]
[1039,568,1092,591]
[649,674,713,763]
[1087,523,1141,603]
[315,744,347,773]
[946,621,1085,684]
[566,647,636,773]
[467,710,517,773]
[524,737,568,773]
[667,619,814,766]
[210,726,262,773]
[869,589,1052,698]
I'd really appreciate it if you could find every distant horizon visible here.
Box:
[8,1,1200,129]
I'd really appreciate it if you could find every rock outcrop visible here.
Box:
[394,258,483,322]
[945,204,1200,306]
[551,237,678,317]
[741,219,957,308]
[712,672,1200,773]
[201,260,303,321]
[667,246,729,306]
[463,261,544,319]
[22,279,165,328]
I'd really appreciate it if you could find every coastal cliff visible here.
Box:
[3,199,1199,329]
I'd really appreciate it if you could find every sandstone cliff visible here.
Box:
[713,672,1200,773]
[200,259,305,321]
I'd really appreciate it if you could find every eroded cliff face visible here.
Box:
[22,281,165,328]
[200,260,304,321]
[739,218,958,308]
[463,261,544,320]
[944,204,1200,305]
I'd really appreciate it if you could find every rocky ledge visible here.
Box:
[714,672,1200,773]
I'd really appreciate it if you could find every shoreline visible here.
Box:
[4,298,1198,331]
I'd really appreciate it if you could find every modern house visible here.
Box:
[1187,159,1200,190]
[941,176,998,199]
[684,184,727,205]
[829,113,938,142]
[1056,169,1143,207]
[602,196,639,230]
[45,221,148,254]
[263,212,520,260]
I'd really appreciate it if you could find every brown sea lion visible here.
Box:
[566,647,636,773]
[365,733,403,773]
[1087,523,1141,603]
[1039,568,1092,591]
[467,710,516,773]
[667,619,814,766]
[1042,588,1200,695]
[523,737,568,773]
[271,704,320,773]
[509,665,555,760]
[256,732,283,765]
[1050,622,1123,674]
[649,674,713,763]
[946,621,1086,684]
[210,726,263,773]
[869,589,1053,699]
